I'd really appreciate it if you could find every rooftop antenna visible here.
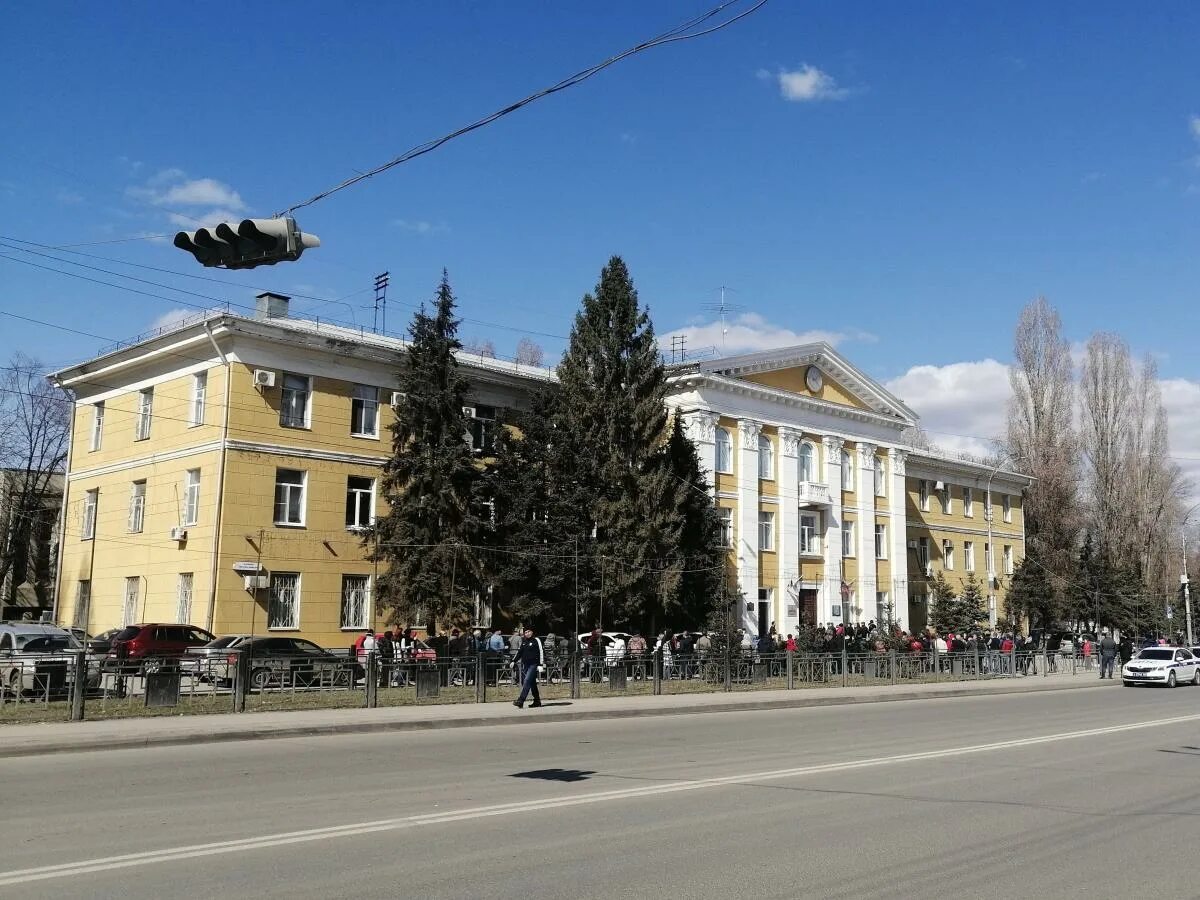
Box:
[669,334,688,364]
[373,272,390,334]
[700,285,744,354]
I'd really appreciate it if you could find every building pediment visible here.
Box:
[682,342,917,426]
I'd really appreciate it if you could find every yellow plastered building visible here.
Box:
[51,298,1028,645]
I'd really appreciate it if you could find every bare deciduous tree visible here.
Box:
[462,338,496,359]
[1006,298,1079,599]
[514,337,545,367]
[0,354,69,608]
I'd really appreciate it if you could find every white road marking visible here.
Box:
[3,712,1198,886]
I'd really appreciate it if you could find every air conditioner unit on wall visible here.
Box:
[253,369,276,388]
[462,406,476,418]
[169,527,188,542]
[924,562,933,577]
[934,480,946,491]
[244,575,269,591]
[391,391,404,406]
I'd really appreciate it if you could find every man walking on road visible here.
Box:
[1098,630,1118,679]
[513,627,544,709]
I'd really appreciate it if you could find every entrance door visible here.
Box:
[757,601,769,638]
[798,589,817,628]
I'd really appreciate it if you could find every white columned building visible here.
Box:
[856,442,877,622]
[888,448,909,628]
[737,420,762,629]
[777,427,801,628]
[822,435,844,626]
[682,411,719,494]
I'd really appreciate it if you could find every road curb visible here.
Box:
[0,679,1114,759]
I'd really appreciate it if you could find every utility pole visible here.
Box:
[1184,531,1193,647]
[373,272,390,334]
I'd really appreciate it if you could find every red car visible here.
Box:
[108,623,216,669]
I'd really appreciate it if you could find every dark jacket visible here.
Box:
[517,636,544,669]
[1099,636,1117,656]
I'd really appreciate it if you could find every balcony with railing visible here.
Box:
[796,481,832,506]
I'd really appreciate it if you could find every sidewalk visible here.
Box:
[0,676,1116,759]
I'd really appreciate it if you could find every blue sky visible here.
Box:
[3,1,1199,464]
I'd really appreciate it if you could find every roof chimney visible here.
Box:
[255,292,290,320]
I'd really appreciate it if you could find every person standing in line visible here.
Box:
[1118,633,1133,668]
[377,627,394,688]
[513,627,544,709]
[1098,630,1118,679]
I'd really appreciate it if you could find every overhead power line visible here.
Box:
[278,0,770,215]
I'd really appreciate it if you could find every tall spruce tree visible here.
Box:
[554,257,672,630]
[958,574,987,632]
[1005,550,1058,631]
[372,272,485,631]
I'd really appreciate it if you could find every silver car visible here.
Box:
[0,623,97,697]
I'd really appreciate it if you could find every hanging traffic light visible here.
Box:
[173,217,320,269]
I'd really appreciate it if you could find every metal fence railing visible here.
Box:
[0,645,1103,725]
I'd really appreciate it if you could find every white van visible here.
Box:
[0,623,90,697]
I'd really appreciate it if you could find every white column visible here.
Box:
[778,427,801,631]
[822,435,844,626]
[737,420,762,632]
[888,448,909,629]
[681,411,719,494]
[857,442,877,624]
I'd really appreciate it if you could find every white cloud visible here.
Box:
[167,208,245,229]
[393,219,448,235]
[662,311,875,356]
[55,188,84,205]
[886,359,1200,498]
[885,360,1012,457]
[155,178,245,211]
[1190,115,1200,143]
[147,308,199,333]
[771,64,849,102]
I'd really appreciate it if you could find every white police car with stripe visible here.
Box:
[1122,646,1200,687]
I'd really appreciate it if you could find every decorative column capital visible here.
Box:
[856,442,877,466]
[738,419,763,450]
[887,447,907,476]
[821,435,843,455]
[681,410,719,444]
[779,427,802,458]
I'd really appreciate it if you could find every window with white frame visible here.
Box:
[135,388,153,441]
[918,537,931,573]
[465,404,498,453]
[345,476,374,529]
[123,576,139,626]
[964,487,974,517]
[176,573,194,624]
[842,520,855,557]
[941,483,953,514]
[875,523,887,560]
[183,469,200,526]
[280,374,311,428]
[340,575,370,630]
[81,489,98,540]
[274,469,306,525]
[758,510,775,552]
[268,573,300,629]
[800,512,820,555]
[840,450,854,491]
[1003,544,1013,575]
[190,372,207,426]
[942,539,954,570]
[717,507,734,548]
[715,427,732,473]
[874,457,886,496]
[74,580,91,630]
[350,384,379,437]
[919,479,930,512]
[127,480,146,534]
[1003,494,1012,523]
[965,541,975,572]
[758,434,774,480]
[876,590,889,624]
[799,443,815,482]
[90,401,104,452]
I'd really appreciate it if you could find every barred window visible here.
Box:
[269,573,300,629]
[341,576,370,630]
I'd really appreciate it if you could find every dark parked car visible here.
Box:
[87,628,124,655]
[107,623,216,671]
[233,636,356,691]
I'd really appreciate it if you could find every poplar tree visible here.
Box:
[373,272,485,631]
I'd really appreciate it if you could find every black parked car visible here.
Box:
[235,636,358,691]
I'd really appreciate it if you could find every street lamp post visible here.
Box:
[1181,502,1200,646]
[985,454,1028,631]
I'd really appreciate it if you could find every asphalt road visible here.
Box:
[4,683,1200,899]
